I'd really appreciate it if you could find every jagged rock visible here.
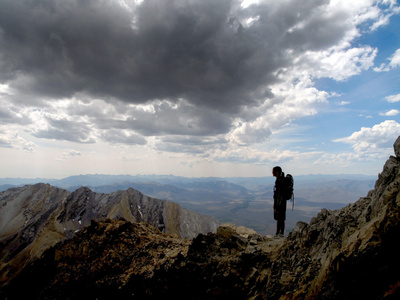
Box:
[0,185,218,287]
[1,219,190,299]
[394,135,400,157]
[273,136,400,299]
[219,223,259,239]
[1,135,400,299]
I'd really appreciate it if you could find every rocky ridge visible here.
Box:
[1,135,400,299]
[0,185,218,287]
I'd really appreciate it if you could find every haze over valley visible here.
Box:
[1,136,399,299]
[0,173,376,235]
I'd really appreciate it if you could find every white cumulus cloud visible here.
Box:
[334,120,400,157]
[385,93,400,103]
[374,48,400,72]
[380,109,400,116]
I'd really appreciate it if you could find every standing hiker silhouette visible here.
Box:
[272,166,286,237]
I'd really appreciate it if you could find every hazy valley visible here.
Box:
[1,135,399,299]
[0,173,376,236]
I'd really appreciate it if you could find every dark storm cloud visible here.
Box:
[0,106,30,125]
[156,135,228,154]
[0,0,335,113]
[76,99,234,137]
[125,101,234,136]
[31,116,95,143]
[0,107,18,124]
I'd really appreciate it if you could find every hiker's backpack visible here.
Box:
[282,173,294,209]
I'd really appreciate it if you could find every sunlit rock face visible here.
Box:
[0,184,219,287]
[1,136,399,299]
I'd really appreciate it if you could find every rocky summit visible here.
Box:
[0,185,218,287]
[1,136,400,299]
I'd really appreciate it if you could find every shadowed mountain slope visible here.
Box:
[0,185,218,287]
[1,136,399,299]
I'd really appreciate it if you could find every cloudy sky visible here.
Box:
[0,0,399,179]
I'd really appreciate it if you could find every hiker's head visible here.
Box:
[272,166,282,177]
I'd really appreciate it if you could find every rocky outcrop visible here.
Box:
[1,136,400,299]
[1,219,191,299]
[0,185,219,287]
[1,218,276,299]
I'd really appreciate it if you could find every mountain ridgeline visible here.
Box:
[0,173,377,237]
[0,185,218,288]
[1,135,400,299]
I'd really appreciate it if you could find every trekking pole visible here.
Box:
[292,194,294,210]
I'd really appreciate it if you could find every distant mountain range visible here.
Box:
[0,183,219,288]
[0,173,377,190]
[0,174,376,236]
[1,134,399,299]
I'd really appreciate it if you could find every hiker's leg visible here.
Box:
[280,220,285,235]
[276,219,283,235]
[276,220,281,234]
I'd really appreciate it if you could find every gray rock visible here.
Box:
[2,136,400,299]
[0,184,219,287]
[394,135,400,158]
